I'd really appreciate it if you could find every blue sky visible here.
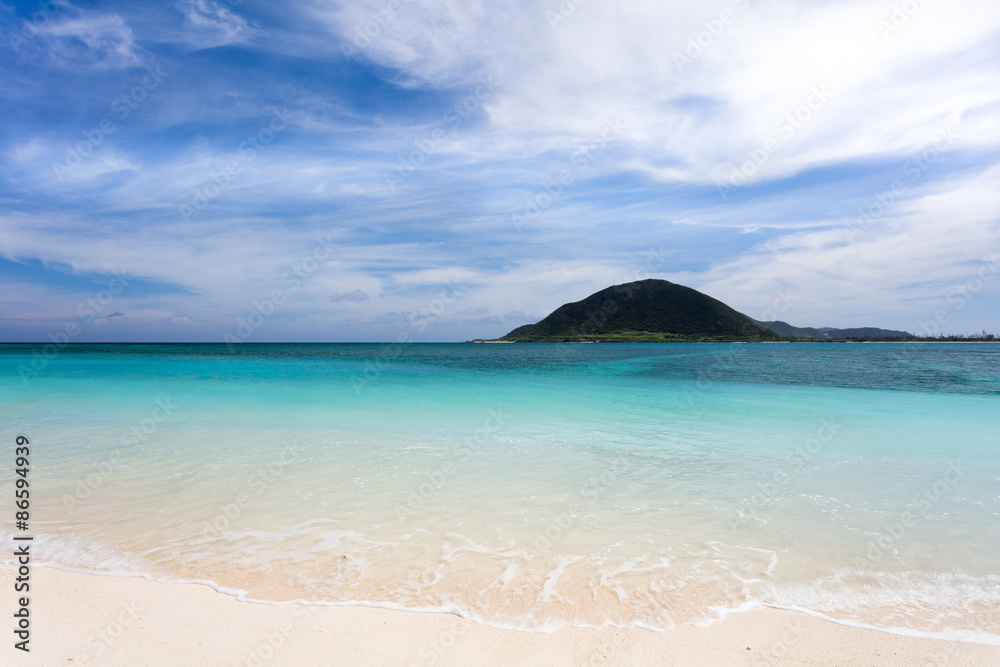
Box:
[1,0,998,342]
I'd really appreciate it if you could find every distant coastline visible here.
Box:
[487,279,997,344]
[471,338,1000,344]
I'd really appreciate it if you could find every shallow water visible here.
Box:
[2,343,999,639]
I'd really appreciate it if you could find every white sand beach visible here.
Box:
[6,564,999,666]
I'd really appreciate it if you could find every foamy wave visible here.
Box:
[4,527,999,641]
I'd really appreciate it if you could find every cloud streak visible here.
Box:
[0,0,997,341]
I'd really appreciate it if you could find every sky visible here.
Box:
[1,0,998,343]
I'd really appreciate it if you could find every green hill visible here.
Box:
[756,320,912,339]
[498,279,778,342]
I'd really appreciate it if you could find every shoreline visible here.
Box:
[3,340,1000,346]
[5,565,999,666]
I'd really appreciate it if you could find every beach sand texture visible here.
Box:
[6,565,999,666]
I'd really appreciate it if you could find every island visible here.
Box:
[475,279,914,343]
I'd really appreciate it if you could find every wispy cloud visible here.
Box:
[25,8,145,69]
[174,0,265,50]
[0,0,997,341]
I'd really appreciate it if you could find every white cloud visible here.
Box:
[33,10,144,69]
[682,162,1000,330]
[5,1,999,339]
[174,0,264,50]
[311,0,1000,189]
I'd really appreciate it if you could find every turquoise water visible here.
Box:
[2,343,999,639]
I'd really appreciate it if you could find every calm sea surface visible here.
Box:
[2,343,998,640]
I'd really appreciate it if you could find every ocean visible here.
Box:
[2,343,998,641]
